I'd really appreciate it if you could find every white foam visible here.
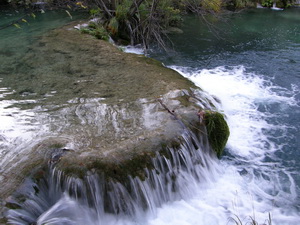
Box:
[145,65,300,225]
[171,65,297,159]
[147,162,300,225]
[123,45,144,55]
[148,168,262,225]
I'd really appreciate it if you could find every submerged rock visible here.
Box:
[0,21,230,220]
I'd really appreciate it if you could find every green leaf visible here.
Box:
[65,10,73,19]
[13,23,21,29]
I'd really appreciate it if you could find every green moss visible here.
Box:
[204,111,230,158]
[80,23,109,41]
[5,202,21,210]
[93,27,109,41]
[80,28,91,34]
[87,152,156,182]
[159,143,171,159]
[63,166,87,179]
[169,139,182,149]
[0,217,8,224]
[88,22,98,29]
[48,143,65,149]
[89,8,102,18]
[60,139,183,183]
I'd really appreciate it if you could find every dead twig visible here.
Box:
[157,98,178,119]
[157,98,207,135]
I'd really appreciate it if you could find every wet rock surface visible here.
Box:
[0,21,212,209]
[1,21,194,105]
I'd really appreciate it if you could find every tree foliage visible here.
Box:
[89,0,183,50]
[3,0,298,49]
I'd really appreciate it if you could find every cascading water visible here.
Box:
[1,7,300,225]
[144,9,300,225]
[166,65,300,224]
[7,128,220,225]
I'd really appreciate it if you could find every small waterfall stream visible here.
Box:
[7,128,220,225]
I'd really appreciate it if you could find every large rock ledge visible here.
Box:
[0,21,229,221]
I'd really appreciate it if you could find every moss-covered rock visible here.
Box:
[204,111,230,158]
[57,136,185,182]
[0,217,8,225]
[0,20,228,212]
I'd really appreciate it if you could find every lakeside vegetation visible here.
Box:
[1,0,298,49]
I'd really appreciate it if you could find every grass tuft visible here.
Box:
[228,213,272,225]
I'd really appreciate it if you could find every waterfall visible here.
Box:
[271,2,283,10]
[7,128,220,225]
